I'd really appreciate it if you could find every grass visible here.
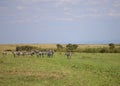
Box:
[0,44,57,51]
[0,52,120,86]
[0,44,114,51]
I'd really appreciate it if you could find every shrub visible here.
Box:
[16,45,38,51]
[66,44,78,52]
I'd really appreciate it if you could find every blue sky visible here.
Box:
[0,0,120,44]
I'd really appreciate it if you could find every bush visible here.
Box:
[66,44,78,52]
[83,48,100,53]
[99,47,109,53]
[16,45,38,51]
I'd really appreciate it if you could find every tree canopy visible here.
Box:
[66,44,78,52]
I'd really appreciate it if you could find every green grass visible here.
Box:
[0,53,120,86]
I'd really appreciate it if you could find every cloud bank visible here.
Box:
[0,0,120,23]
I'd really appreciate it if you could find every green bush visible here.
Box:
[16,45,38,51]
[66,44,78,52]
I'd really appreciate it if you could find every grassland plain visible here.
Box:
[0,44,57,51]
[0,52,120,86]
[0,44,110,51]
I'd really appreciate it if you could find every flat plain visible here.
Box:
[0,51,120,86]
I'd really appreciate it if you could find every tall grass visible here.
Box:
[0,53,120,86]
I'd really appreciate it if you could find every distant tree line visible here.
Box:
[15,45,55,51]
[56,43,120,53]
[15,43,120,53]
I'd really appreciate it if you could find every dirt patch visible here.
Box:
[0,70,68,80]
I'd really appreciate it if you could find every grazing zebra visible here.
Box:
[47,50,54,58]
[12,51,19,57]
[29,51,36,56]
[2,51,7,57]
[65,52,72,59]
[12,51,24,57]
[37,51,43,57]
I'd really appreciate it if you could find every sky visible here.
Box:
[0,0,120,44]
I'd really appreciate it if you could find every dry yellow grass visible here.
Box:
[77,44,109,49]
[0,44,110,51]
[0,44,57,51]
[0,44,16,51]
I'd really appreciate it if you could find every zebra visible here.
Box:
[47,50,54,58]
[12,51,19,57]
[29,51,36,56]
[2,51,7,57]
[65,52,72,59]
[12,51,24,57]
[37,51,43,57]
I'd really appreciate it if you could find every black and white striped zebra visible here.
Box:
[12,51,24,57]
[2,51,7,57]
[65,52,72,59]
[47,50,54,58]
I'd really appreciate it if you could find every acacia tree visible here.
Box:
[56,44,63,51]
[66,44,78,52]
[16,46,37,51]
[109,43,115,49]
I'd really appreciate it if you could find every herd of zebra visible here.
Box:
[2,50,72,59]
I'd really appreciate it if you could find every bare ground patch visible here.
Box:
[0,70,68,80]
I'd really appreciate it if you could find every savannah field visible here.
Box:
[0,44,120,86]
[0,44,111,51]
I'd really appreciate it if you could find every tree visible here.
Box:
[16,45,37,51]
[109,43,115,50]
[56,44,63,51]
[66,44,78,52]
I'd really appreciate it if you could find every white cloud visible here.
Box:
[56,0,109,7]
[16,6,25,10]
[1,0,120,24]
[15,0,52,4]
[113,0,120,7]
[55,0,80,7]
[108,12,120,17]
[56,17,74,21]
